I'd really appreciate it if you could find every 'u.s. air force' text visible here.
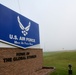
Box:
[9,34,35,45]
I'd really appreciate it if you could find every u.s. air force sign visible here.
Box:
[0,4,40,49]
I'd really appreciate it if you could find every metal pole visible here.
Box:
[18,0,21,14]
[68,64,72,75]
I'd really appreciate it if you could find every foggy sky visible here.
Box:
[0,0,76,51]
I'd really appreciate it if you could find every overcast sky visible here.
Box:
[0,0,76,51]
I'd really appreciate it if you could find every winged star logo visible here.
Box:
[17,16,31,36]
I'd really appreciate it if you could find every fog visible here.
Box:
[0,0,76,51]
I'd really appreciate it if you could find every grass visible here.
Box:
[43,50,76,75]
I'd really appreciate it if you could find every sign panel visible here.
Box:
[0,4,40,49]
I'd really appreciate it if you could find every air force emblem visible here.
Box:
[17,16,31,36]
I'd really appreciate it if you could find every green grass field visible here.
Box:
[43,50,76,75]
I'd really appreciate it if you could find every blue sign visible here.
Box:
[0,4,40,49]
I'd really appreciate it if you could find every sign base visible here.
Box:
[0,48,55,75]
